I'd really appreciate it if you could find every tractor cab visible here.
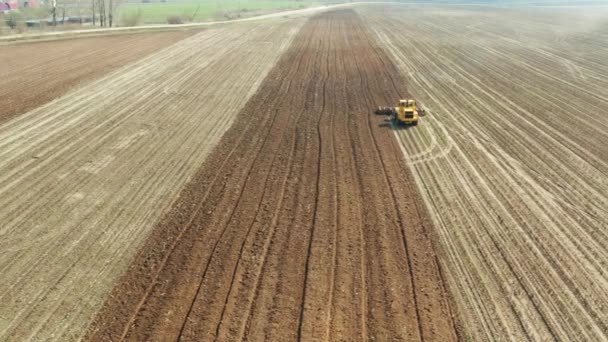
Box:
[394,99,419,125]
[398,99,415,118]
[399,99,416,109]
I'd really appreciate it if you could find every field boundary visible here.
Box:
[0,2,359,45]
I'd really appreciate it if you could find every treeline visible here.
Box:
[91,0,115,27]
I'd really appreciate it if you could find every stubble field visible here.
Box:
[362,4,608,341]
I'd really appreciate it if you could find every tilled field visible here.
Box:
[87,10,457,342]
[0,31,194,123]
[7,4,603,341]
[362,5,608,341]
[0,20,302,340]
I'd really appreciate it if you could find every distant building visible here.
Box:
[0,0,38,11]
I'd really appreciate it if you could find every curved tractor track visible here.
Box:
[88,9,457,342]
[362,4,608,341]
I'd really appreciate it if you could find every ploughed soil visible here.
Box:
[0,21,302,341]
[87,10,458,341]
[0,30,193,124]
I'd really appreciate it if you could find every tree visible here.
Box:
[52,0,57,26]
[92,0,118,27]
[92,0,96,26]
[99,0,105,26]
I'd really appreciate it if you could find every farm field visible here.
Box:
[361,4,608,341]
[118,0,324,24]
[87,9,457,341]
[0,30,194,123]
[1,3,607,342]
[0,19,303,340]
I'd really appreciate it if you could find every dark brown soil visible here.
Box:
[86,10,458,341]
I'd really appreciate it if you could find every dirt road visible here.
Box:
[362,4,608,341]
[0,31,193,123]
[88,10,457,341]
[0,20,301,340]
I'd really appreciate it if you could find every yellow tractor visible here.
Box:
[376,99,424,126]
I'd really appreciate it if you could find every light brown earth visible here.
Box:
[361,4,608,341]
[87,9,457,342]
[0,31,194,124]
[0,19,303,340]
